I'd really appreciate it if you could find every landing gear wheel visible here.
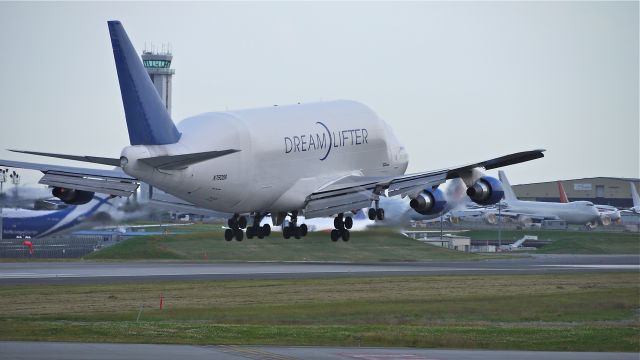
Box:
[234,229,244,241]
[331,229,341,242]
[344,216,353,229]
[257,227,264,239]
[224,229,234,241]
[368,208,377,220]
[227,218,237,229]
[299,224,308,237]
[341,229,350,242]
[262,224,271,236]
[334,216,344,229]
[246,227,254,239]
[283,227,291,239]
[293,226,301,239]
[238,216,248,229]
[376,208,385,221]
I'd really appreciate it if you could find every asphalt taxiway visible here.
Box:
[0,254,637,285]
[0,342,636,360]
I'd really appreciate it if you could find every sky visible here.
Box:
[0,2,638,187]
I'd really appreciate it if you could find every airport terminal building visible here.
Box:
[513,177,640,208]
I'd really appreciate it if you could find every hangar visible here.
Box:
[512,177,640,208]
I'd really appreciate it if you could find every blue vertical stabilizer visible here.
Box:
[108,21,181,145]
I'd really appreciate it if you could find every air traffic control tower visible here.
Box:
[139,48,175,204]
[141,49,174,114]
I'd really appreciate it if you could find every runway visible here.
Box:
[0,254,637,284]
[0,342,636,360]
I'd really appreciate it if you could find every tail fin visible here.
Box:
[557,181,569,203]
[630,182,640,207]
[108,21,181,145]
[498,170,518,202]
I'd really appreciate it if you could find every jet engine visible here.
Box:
[466,176,504,206]
[410,188,446,215]
[52,187,94,205]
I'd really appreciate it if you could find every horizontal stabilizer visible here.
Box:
[139,149,240,170]
[9,149,121,167]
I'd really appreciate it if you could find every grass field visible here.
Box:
[86,227,486,262]
[464,229,640,254]
[1,273,638,351]
[85,225,640,262]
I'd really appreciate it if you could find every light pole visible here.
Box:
[9,171,20,198]
[0,169,6,196]
[498,201,502,249]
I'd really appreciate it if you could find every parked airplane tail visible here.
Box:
[557,181,569,203]
[631,182,640,208]
[108,20,181,146]
[498,170,518,202]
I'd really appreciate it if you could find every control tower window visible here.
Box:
[143,60,171,68]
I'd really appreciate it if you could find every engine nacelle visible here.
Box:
[410,188,447,215]
[52,187,94,205]
[466,176,504,206]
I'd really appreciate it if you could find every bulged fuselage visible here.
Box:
[121,100,409,214]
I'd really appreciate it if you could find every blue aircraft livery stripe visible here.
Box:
[2,196,113,239]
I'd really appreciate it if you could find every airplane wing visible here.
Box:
[303,149,544,218]
[0,159,139,197]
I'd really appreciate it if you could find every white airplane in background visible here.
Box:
[622,182,640,215]
[557,181,620,225]
[0,20,544,242]
[450,171,600,228]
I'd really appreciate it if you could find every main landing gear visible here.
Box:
[246,212,271,239]
[225,214,246,241]
[283,211,308,239]
[331,213,353,242]
[367,200,385,221]
[225,213,272,241]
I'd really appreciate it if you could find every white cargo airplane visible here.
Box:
[557,180,620,225]
[451,171,600,228]
[0,21,544,242]
[622,182,640,215]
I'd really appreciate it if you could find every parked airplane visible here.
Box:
[0,21,544,242]
[451,171,600,228]
[1,195,115,239]
[622,182,640,214]
[557,181,620,225]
